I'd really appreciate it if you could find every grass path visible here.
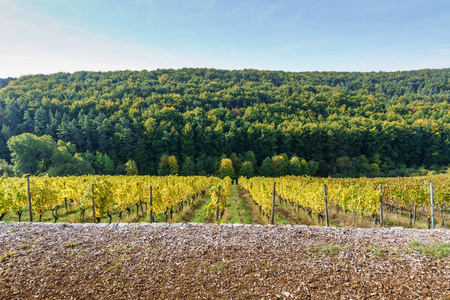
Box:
[222,185,254,224]
[170,194,211,223]
[233,185,268,225]
[190,195,213,223]
[274,201,301,225]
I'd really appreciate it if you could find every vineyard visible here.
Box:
[0,174,449,229]
[240,175,450,228]
[1,174,450,299]
[0,175,222,224]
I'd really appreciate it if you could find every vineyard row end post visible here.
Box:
[149,185,153,223]
[324,184,329,227]
[27,178,32,223]
[430,182,435,229]
[271,182,276,225]
[216,185,221,222]
[92,183,96,224]
[437,202,446,228]
[379,184,383,227]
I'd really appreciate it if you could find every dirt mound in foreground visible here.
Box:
[0,222,449,299]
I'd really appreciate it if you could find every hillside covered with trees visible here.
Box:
[1,68,450,178]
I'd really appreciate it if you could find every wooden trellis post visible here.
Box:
[430,182,435,229]
[324,184,329,227]
[149,185,153,223]
[270,182,276,225]
[92,184,96,223]
[27,178,32,222]
[379,184,384,227]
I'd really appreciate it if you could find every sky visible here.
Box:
[1,0,450,78]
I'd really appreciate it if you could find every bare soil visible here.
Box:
[0,222,449,300]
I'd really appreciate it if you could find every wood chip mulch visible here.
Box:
[0,222,449,299]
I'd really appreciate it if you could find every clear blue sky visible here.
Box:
[1,0,450,77]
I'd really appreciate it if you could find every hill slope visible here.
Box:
[1,68,450,177]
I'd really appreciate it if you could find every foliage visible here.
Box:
[0,159,13,176]
[408,241,450,259]
[3,68,450,177]
[259,157,273,177]
[239,161,254,178]
[7,133,94,177]
[181,156,196,176]
[240,174,450,220]
[207,176,232,221]
[0,175,219,221]
[218,158,235,179]
[7,133,56,176]
[125,160,138,175]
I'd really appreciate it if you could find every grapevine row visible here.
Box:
[239,175,450,224]
[0,175,220,223]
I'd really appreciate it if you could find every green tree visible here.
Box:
[357,155,373,177]
[243,151,257,170]
[7,133,57,176]
[125,159,138,175]
[307,160,319,176]
[238,161,254,178]
[158,155,170,176]
[259,156,272,177]
[181,123,195,158]
[71,155,95,175]
[48,145,75,175]
[167,155,179,175]
[0,125,12,161]
[81,150,96,171]
[300,159,309,175]
[47,147,94,176]
[181,156,196,176]
[230,153,242,175]
[218,158,235,179]
[335,156,355,177]
[0,159,13,176]
[195,159,207,176]
[288,156,302,176]
[97,153,115,175]
[271,155,288,177]
[134,139,148,174]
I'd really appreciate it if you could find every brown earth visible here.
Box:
[0,222,449,299]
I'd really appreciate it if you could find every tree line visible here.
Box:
[1,68,450,178]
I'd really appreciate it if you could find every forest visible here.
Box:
[1,68,450,178]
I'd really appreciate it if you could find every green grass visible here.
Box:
[307,243,351,256]
[65,242,78,248]
[236,188,253,224]
[366,245,390,258]
[274,212,290,225]
[223,185,257,224]
[222,185,245,224]
[408,241,450,259]
[211,261,230,275]
[190,195,213,223]
[0,250,16,261]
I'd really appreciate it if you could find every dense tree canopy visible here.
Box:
[1,68,450,177]
[7,133,93,176]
